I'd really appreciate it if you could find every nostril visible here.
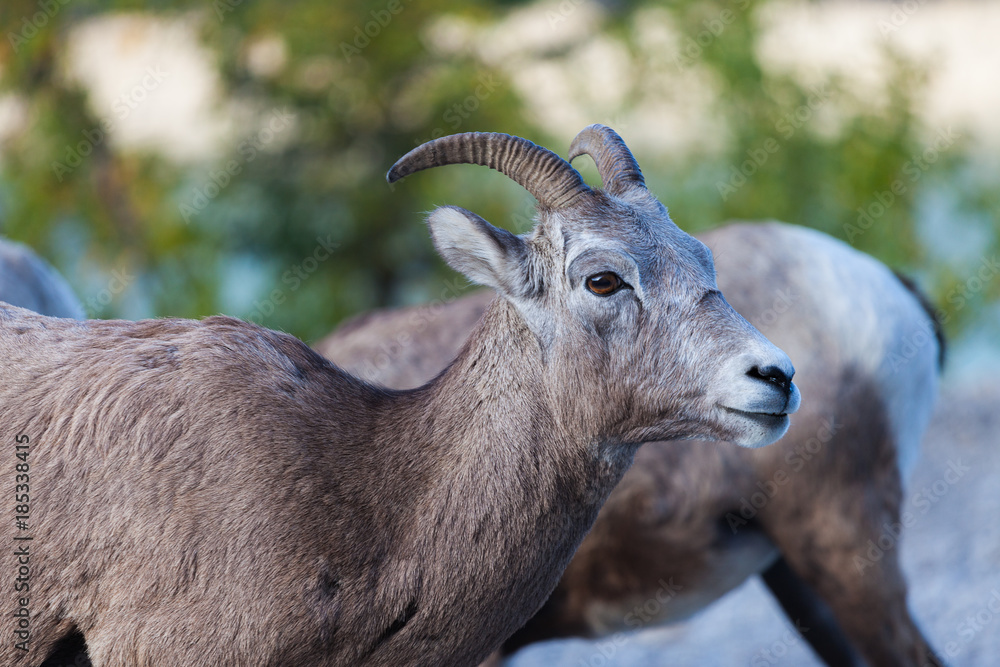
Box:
[747,365,792,393]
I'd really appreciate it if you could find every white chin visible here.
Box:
[723,408,791,448]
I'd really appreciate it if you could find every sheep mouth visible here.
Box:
[719,405,789,423]
[716,404,793,448]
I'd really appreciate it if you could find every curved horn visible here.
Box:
[568,124,645,195]
[387,132,591,209]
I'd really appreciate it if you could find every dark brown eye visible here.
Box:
[586,272,624,296]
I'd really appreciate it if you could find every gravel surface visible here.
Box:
[506,377,1000,666]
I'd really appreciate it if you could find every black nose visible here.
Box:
[747,365,792,394]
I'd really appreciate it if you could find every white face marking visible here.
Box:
[500,194,800,449]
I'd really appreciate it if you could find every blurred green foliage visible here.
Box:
[0,0,996,343]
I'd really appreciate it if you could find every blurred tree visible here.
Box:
[616,0,997,337]
[0,0,995,344]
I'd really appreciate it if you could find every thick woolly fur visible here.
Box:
[0,305,615,666]
[318,221,944,667]
[0,188,796,664]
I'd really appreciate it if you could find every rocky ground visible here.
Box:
[506,377,1000,666]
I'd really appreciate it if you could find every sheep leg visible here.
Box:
[760,555,864,666]
[763,502,944,667]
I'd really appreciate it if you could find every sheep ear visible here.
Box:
[427,206,531,297]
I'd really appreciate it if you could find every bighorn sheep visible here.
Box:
[0,238,84,319]
[317,194,944,662]
[1,127,799,667]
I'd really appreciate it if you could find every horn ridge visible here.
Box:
[387,132,590,210]
[568,124,645,195]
